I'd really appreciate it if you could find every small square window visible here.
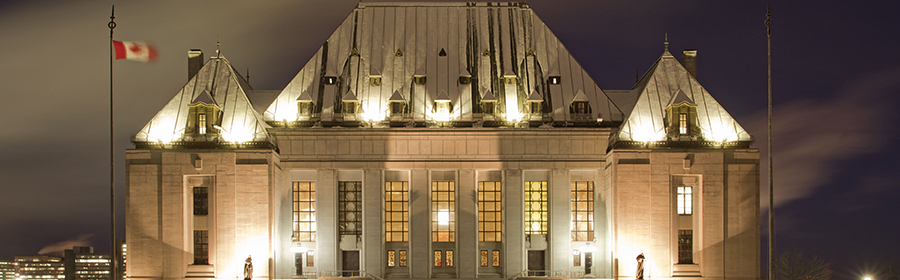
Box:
[549,76,561,85]
[298,102,313,116]
[505,77,516,84]
[370,76,382,86]
[415,76,426,85]
[459,76,471,84]
[324,76,337,85]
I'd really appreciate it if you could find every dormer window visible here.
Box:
[664,101,700,140]
[390,101,405,115]
[504,76,516,85]
[187,103,221,137]
[529,101,542,115]
[481,101,496,114]
[572,101,589,114]
[343,101,358,114]
[198,114,207,134]
[298,101,313,116]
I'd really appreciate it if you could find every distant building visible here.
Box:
[0,261,17,280]
[126,2,759,280]
[64,247,111,280]
[15,256,64,280]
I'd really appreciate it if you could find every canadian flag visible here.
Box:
[113,40,158,62]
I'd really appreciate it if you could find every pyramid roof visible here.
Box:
[435,90,451,102]
[296,89,313,102]
[616,50,751,142]
[527,90,543,102]
[389,90,406,102]
[481,90,497,102]
[133,55,273,144]
[342,90,359,102]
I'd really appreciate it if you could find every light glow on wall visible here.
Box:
[362,102,384,122]
[147,117,178,143]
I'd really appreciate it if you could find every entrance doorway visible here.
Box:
[527,250,545,276]
[584,252,593,275]
[342,251,360,276]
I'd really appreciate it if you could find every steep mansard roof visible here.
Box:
[133,55,273,144]
[264,2,624,123]
[616,50,752,143]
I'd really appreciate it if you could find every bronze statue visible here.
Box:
[243,256,253,280]
[636,253,645,280]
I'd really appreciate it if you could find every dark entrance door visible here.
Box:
[527,250,545,276]
[584,252,593,275]
[294,252,303,276]
[342,250,360,276]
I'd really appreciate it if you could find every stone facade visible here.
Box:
[125,2,759,280]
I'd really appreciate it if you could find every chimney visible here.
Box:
[188,49,204,80]
[681,49,697,78]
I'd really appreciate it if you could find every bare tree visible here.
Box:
[775,248,832,280]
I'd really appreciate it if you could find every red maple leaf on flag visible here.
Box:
[129,44,143,54]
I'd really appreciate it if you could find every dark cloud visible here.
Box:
[747,66,900,209]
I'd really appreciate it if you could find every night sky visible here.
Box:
[1,1,898,279]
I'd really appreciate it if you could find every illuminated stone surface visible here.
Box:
[126,3,759,280]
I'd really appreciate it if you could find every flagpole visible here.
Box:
[108,6,118,280]
[765,5,775,280]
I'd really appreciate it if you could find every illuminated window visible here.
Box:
[339,182,362,236]
[193,230,208,265]
[415,76,427,85]
[432,181,455,242]
[399,250,407,267]
[293,182,316,242]
[524,181,549,235]
[198,114,207,134]
[679,113,688,134]
[478,181,502,242]
[459,76,471,84]
[434,100,451,115]
[548,76,561,85]
[677,186,692,215]
[434,251,442,267]
[387,251,395,267]
[574,251,581,266]
[306,251,314,267]
[480,251,488,267]
[571,181,594,241]
[324,76,337,85]
[433,251,453,267]
[504,76,516,84]
[572,101,590,114]
[193,187,208,216]
[446,250,454,267]
[492,250,500,267]
[385,181,409,242]
[678,230,693,264]
[370,76,382,86]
